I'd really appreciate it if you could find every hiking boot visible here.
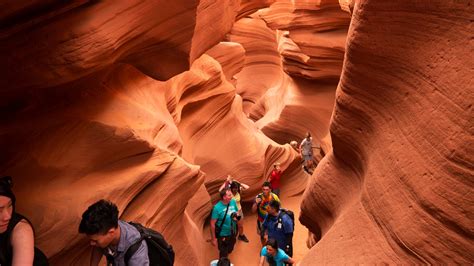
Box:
[238,234,249,243]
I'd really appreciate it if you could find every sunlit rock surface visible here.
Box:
[300,0,474,264]
[1,0,472,265]
[259,0,350,80]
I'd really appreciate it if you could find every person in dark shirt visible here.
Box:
[261,200,294,257]
[0,176,48,266]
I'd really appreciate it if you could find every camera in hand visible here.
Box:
[231,212,241,221]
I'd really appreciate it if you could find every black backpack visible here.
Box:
[124,222,175,266]
[277,209,295,258]
[277,208,295,231]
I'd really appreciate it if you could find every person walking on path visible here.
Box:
[210,189,239,258]
[261,200,294,258]
[299,132,318,174]
[268,163,282,197]
[252,182,280,245]
[259,238,295,266]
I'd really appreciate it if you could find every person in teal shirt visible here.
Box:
[211,189,239,258]
[259,238,295,266]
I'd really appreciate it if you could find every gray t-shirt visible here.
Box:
[300,137,313,155]
[105,220,149,266]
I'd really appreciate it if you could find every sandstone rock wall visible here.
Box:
[1,0,471,265]
[300,0,474,264]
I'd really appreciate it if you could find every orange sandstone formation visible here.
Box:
[1,0,471,265]
[300,0,474,264]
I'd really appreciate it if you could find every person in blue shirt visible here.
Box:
[211,189,239,258]
[79,199,149,266]
[261,200,294,257]
[259,238,295,266]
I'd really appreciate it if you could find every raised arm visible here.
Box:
[240,182,250,190]
[11,220,34,266]
[218,181,227,192]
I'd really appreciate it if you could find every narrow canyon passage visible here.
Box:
[1,1,471,265]
[203,176,310,266]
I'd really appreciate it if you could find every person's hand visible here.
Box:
[255,197,262,204]
[263,234,268,243]
[211,238,217,246]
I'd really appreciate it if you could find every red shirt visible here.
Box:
[270,170,281,189]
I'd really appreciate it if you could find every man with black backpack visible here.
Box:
[261,200,294,259]
[210,189,239,258]
[79,199,174,266]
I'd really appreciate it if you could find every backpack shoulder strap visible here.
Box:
[219,203,231,229]
[124,223,146,264]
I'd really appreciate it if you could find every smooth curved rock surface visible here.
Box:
[259,0,350,80]
[2,0,471,265]
[0,0,240,103]
[300,0,474,264]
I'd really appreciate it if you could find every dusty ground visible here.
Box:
[203,183,309,266]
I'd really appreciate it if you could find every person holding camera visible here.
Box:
[210,189,239,258]
[252,182,280,245]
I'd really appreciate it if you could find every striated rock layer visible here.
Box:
[0,0,240,104]
[300,0,474,264]
[259,0,350,80]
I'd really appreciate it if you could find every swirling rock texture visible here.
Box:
[300,0,474,264]
[2,0,472,265]
[0,0,303,265]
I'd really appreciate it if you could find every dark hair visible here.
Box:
[219,189,230,199]
[217,257,231,266]
[266,238,279,250]
[78,199,119,235]
[230,182,241,194]
[262,181,272,189]
[0,176,15,207]
[268,200,280,211]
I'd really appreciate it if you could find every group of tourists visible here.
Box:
[0,132,318,266]
[211,173,296,266]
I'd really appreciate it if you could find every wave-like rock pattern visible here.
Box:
[259,0,350,80]
[300,0,474,264]
[0,0,240,103]
[0,8,304,264]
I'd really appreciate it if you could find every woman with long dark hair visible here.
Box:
[0,176,48,266]
[259,238,295,266]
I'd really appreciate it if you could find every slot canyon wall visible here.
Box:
[299,0,474,264]
[0,0,472,265]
